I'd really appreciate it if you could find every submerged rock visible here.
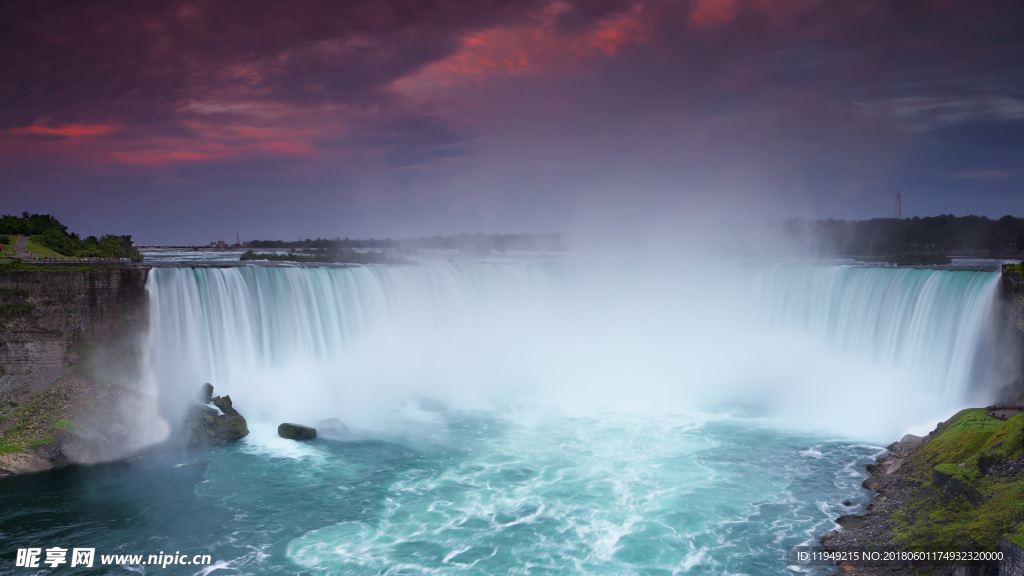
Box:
[278,423,316,440]
[315,418,349,439]
[184,384,249,447]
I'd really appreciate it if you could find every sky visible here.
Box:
[2,0,1023,244]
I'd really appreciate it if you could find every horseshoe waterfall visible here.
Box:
[4,260,1013,575]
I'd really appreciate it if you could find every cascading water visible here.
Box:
[144,261,1003,436]
[7,259,998,574]
[751,265,1001,402]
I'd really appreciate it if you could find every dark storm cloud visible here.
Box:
[0,0,547,127]
[2,0,1024,242]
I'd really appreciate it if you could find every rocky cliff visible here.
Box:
[0,267,161,477]
[0,267,149,375]
[1004,271,1024,338]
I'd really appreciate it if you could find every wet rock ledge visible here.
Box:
[820,408,1024,576]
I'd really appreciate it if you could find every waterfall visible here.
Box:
[144,262,1005,439]
[751,265,1001,400]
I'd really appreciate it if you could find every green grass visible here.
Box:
[54,419,79,433]
[889,410,1024,549]
[26,236,69,258]
[933,462,982,484]
[0,236,14,258]
[0,385,73,457]
[1004,262,1024,275]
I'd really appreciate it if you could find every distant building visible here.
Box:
[242,241,251,247]
[209,242,217,247]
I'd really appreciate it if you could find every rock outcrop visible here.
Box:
[0,370,161,476]
[316,418,349,439]
[0,452,53,474]
[184,384,249,447]
[54,420,118,465]
[278,423,316,440]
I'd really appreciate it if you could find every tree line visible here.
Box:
[779,215,1024,255]
[250,232,564,253]
[0,213,143,261]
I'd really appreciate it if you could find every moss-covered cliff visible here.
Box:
[889,409,1024,549]
[821,409,1024,575]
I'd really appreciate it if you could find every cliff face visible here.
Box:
[1004,272,1024,337]
[0,268,149,375]
[0,267,164,477]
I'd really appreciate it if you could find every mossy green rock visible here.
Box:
[185,404,249,447]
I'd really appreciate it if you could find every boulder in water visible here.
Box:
[184,384,249,447]
[316,418,350,439]
[836,515,868,530]
[278,423,316,440]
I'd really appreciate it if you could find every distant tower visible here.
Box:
[895,191,902,219]
[237,232,241,246]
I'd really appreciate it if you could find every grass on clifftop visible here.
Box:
[890,409,1024,549]
[25,237,69,258]
[1004,262,1024,275]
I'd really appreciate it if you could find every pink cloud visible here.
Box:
[10,123,114,138]
[391,4,652,95]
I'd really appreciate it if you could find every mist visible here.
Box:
[141,247,1014,446]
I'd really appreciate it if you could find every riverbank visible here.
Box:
[820,408,1024,575]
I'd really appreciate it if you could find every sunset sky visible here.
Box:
[2,0,1023,243]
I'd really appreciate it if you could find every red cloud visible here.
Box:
[391,4,652,95]
[10,123,114,138]
[1,114,323,169]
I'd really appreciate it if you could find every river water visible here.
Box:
[0,255,1009,575]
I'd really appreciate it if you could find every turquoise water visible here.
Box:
[1,410,883,575]
[0,261,1008,574]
